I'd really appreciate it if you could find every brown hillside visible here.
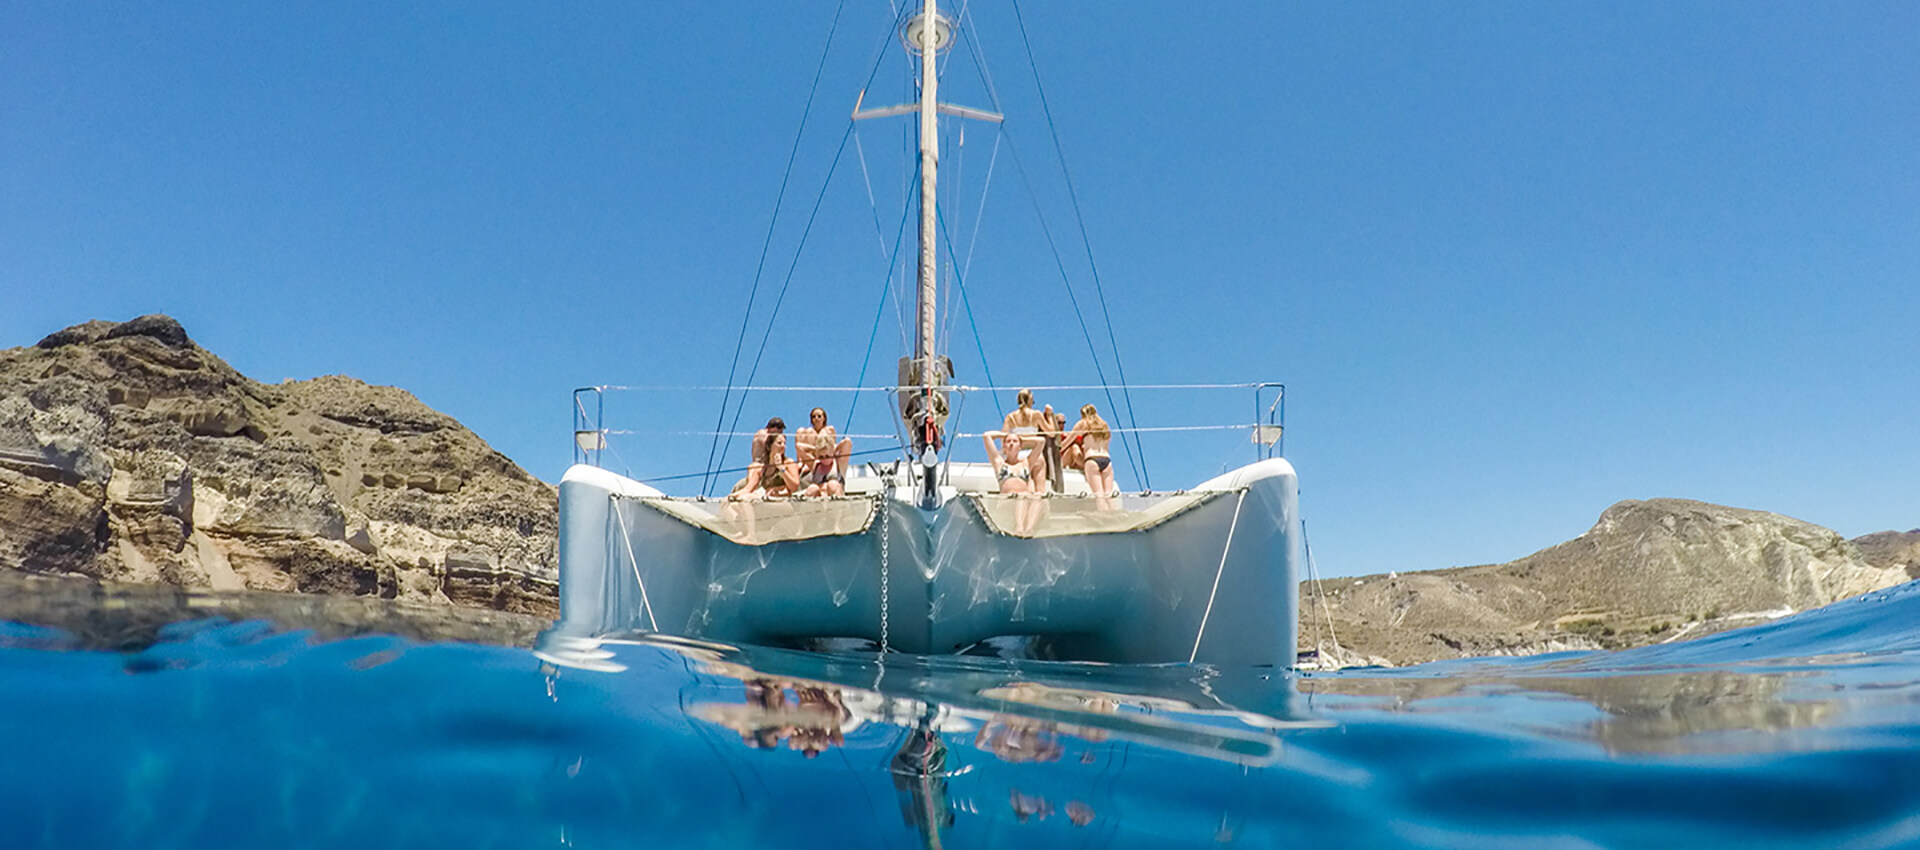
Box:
[1300,499,1909,667]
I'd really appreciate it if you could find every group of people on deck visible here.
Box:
[983,389,1120,511]
[725,390,1119,507]
[730,408,853,500]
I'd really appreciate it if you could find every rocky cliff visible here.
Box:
[0,316,556,617]
[1301,499,1912,667]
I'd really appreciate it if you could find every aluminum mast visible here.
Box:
[913,0,940,391]
[853,2,1000,507]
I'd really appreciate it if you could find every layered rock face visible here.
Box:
[1301,499,1911,666]
[0,316,556,617]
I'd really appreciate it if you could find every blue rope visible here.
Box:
[846,183,918,437]
[702,0,850,494]
[935,206,1002,422]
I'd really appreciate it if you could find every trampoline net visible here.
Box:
[627,495,879,546]
[965,491,1227,539]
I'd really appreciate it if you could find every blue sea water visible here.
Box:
[6,581,1920,848]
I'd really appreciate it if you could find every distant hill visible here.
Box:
[1301,499,1912,667]
[0,315,555,618]
[1852,529,1920,580]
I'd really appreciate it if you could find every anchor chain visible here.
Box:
[878,492,892,654]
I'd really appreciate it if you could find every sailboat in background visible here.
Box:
[541,1,1299,668]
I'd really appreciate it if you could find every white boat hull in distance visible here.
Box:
[546,459,1300,667]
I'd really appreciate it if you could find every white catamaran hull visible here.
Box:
[548,460,1299,667]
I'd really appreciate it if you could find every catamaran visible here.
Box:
[541,1,1300,668]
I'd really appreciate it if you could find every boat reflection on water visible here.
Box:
[696,677,853,756]
[536,630,1324,844]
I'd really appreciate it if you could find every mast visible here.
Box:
[914,0,940,381]
[850,3,997,506]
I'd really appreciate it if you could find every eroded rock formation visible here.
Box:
[0,315,556,617]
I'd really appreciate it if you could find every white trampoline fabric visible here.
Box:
[966,491,1225,538]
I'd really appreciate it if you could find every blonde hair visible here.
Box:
[1016,389,1033,409]
[1078,405,1110,440]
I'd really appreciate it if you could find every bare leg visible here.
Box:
[834,438,852,478]
[1027,453,1049,494]
[1020,492,1044,534]
[731,498,759,539]
[1085,461,1113,511]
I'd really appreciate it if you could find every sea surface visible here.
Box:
[7,581,1920,849]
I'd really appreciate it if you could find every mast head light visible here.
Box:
[901,11,953,55]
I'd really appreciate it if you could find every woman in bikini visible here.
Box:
[796,407,850,497]
[983,430,1046,533]
[736,432,804,500]
[1066,404,1117,510]
[1001,389,1054,491]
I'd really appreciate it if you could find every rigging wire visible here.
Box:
[954,423,1256,437]
[959,130,1004,284]
[1303,519,1345,667]
[944,3,998,353]
[714,121,860,484]
[705,7,908,494]
[606,430,903,440]
[602,423,1255,438]
[941,122,1004,355]
[846,176,920,440]
[999,130,1143,486]
[702,0,852,494]
[1009,0,1151,489]
[852,113,910,356]
[936,206,1003,421]
[591,381,1267,392]
[852,130,893,261]
[645,446,907,485]
[955,1,1006,113]
[601,422,1257,440]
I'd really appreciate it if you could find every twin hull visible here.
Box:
[551,460,1300,667]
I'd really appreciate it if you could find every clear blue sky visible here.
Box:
[4,2,1916,578]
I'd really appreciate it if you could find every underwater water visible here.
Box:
[6,581,1920,848]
